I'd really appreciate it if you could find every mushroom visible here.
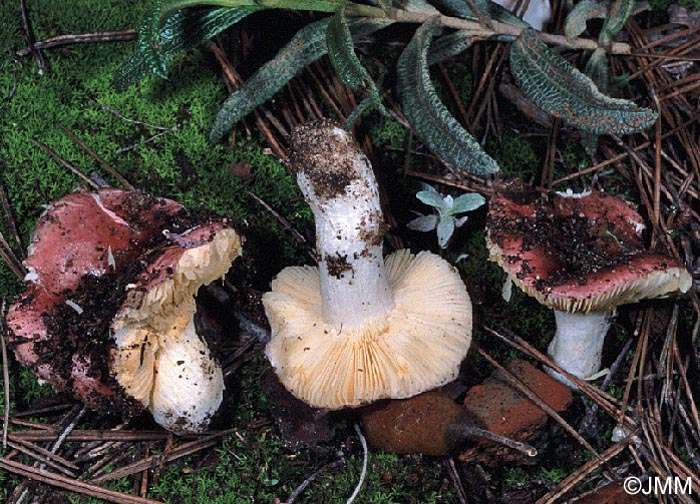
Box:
[263,119,472,409]
[112,222,241,433]
[6,188,242,433]
[486,180,692,386]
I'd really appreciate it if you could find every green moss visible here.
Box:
[0,0,315,302]
[368,117,409,149]
[490,128,543,182]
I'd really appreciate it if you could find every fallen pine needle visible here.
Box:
[0,456,164,504]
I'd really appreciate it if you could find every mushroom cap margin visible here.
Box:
[263,249,472,409]
[485,190,692,313]
[111,225,242,433]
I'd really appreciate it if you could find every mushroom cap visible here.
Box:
[263,249,472,410]
[486,183,692,313]
[6,285,67,389]
[111,223,242,433]
[6,188,181,412]
[24,188,182,294]
[6,189,241,431]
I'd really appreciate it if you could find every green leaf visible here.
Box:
[451,192,486,213]
[139,0,167,79]
[563,0,607,40]
[579,47,608,156]
[397,17,500,175]
[210,17,392,142]
[326,8,386,117]
[427,30,475,66]
[396,0,440,13]
[161,0,349,14]
[115,6,258,91]
[417,189,448,209]
[600,0,635,43]
[407,213,439,232]
[432,0,529,27]
[344,91,378,127]
[436,217,455,248]
[584,47,609,93]
[509,29,657,135]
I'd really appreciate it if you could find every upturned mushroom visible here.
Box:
[263,119,472,409]
[112,222,240,433]
[6,188,241,433]
[486,180,692,386]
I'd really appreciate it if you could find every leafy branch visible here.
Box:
[386,7,632,53]
[116,0,655,177]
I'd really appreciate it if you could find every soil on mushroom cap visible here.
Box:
[32,205,232,418]
[488,182,646,290]
[41,272,143,416]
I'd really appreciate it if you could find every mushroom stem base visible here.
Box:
[546,310,614,388]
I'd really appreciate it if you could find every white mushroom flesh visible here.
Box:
[111,227,240,433]
[546,310,614,387]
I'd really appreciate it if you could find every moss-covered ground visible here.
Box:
[1,0,686,502]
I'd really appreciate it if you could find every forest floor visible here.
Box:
[1,0,700,503]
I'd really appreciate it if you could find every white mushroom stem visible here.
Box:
[546,310,614,387]
[290,121,392,329]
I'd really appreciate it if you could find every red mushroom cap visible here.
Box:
[4,188,233,418]
[486,181,692,313]
[24,188,182,295]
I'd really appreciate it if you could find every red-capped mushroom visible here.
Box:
[6,188,242,432]
[486,181,692,386]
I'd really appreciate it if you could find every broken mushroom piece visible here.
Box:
[7,188,183,411]
[6,188,242,433]
[486,181,692,386]
[112,222,241,433]
[22,188,183,295]
[263,119,472,409]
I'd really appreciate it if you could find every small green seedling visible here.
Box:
[408,184,485,249]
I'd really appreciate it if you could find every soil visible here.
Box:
[488,179,646,289]
[25,202,234,419]
[288,118,356,201]
[40,272,143,416]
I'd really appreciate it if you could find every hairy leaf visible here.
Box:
[326,8,386,117]
[563,0,607,40]
[344,92,376,127]
[210,17,392,142]
[115,6,258,91]
[417,189,448,209]
[407,213,439,232]
[139,0,167,80]
[579,47,608,156]
[451,192,485,213]
[396,0,441,13]
[436,217,455,248]
[397,17,500,175]
[431,0,529,27]
[428,30,475,65]
[161,0,349,14]
[584,47,609,93]
[510,29,657,134]
[600,0,635,43]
